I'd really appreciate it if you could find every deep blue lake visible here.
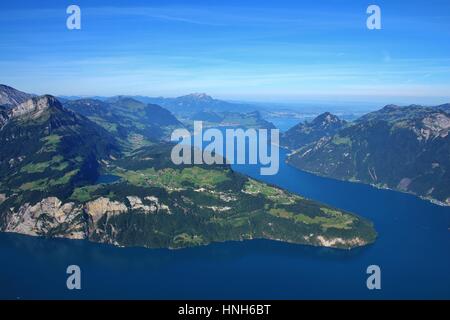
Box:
[1,148,449,299]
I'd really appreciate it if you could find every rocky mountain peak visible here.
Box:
[0,84,34,107]
[184,93,214,101]
[10,95,62,119]
[418,112,450,140]
[315,112,333,121]
[312,112,343,126]
[281,112,346,151]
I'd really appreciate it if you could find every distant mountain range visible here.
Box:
[0,84,375,249]
[284,105,450,205]
[132,93,258,115]
[61,93,274,129]
[59,93,259,115]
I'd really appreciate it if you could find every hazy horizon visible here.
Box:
[5,83,447,111]
[2,0,450,107]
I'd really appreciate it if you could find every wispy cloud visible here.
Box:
[1,0,450,104]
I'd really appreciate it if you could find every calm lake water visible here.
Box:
[1,149,449,299]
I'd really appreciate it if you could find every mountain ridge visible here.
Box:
[0,84,35,108]
[0,85,377,249]
[286,104,450,205]
[281,112,347,150]
[64,96,183,146]
[0,94,120,203]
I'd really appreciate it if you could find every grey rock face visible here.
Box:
[1,195,169,244]
[0,84,34,107]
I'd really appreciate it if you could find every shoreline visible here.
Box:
[284,158,450,208]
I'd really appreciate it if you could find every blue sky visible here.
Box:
[1,0,450,105]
